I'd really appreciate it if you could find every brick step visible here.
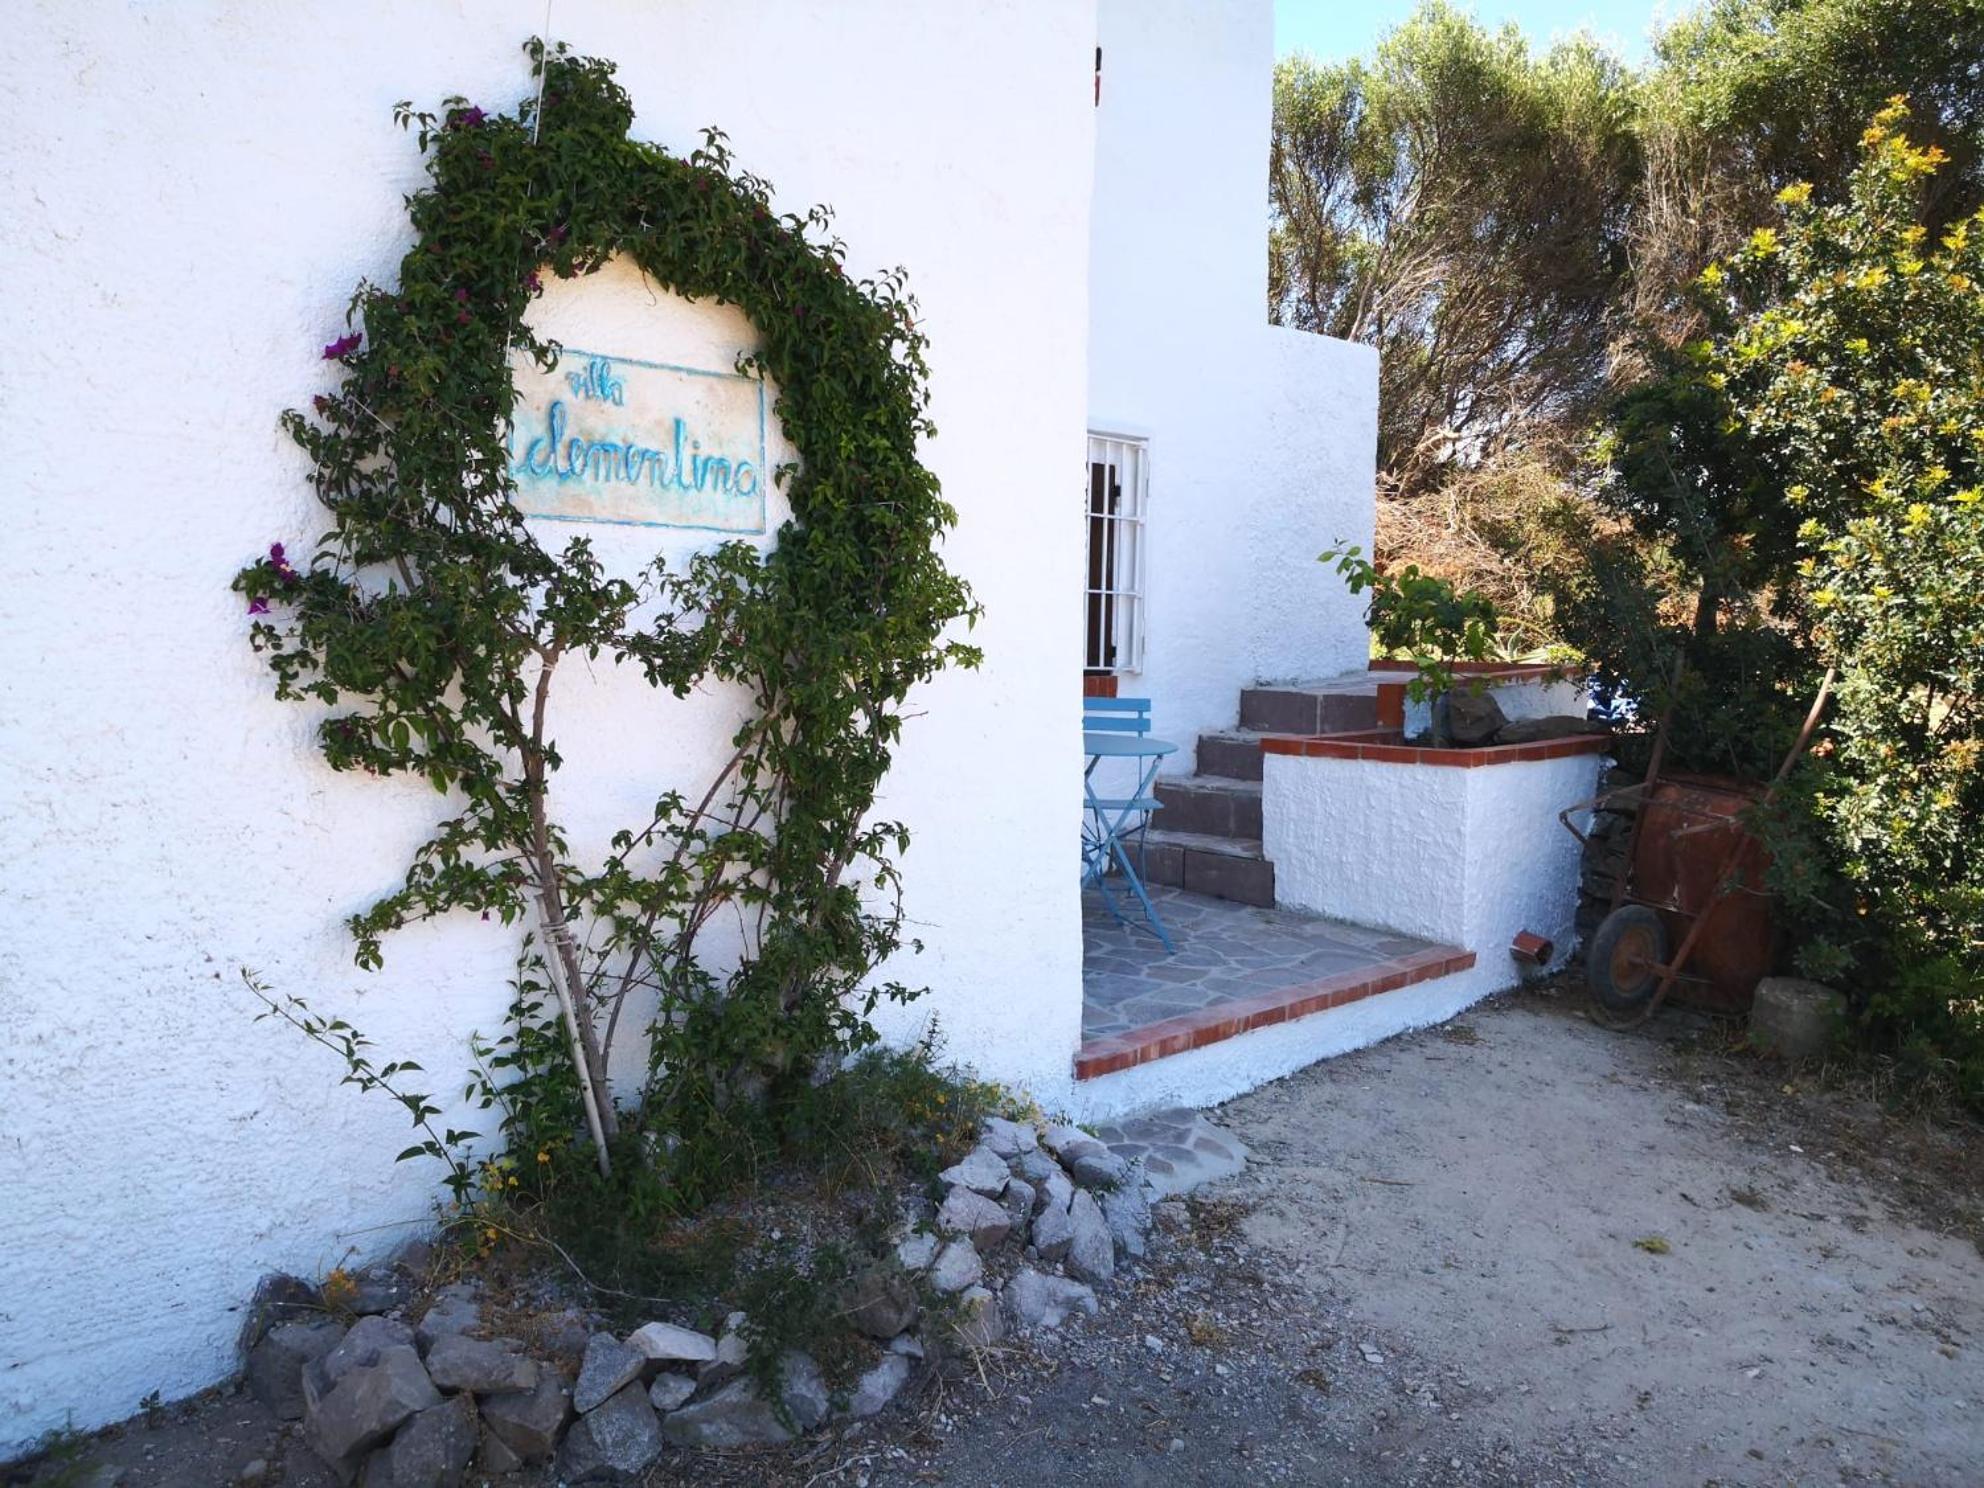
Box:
[1133,828,1274,908]
[1238,685,1380,736]
[1153,775,1263,839]
[1195,731,1270,781]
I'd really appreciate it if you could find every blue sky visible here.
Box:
[1274,0,1675,65]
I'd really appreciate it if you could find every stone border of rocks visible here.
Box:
[240,1113,1166,1484]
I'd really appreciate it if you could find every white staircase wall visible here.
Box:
[1087,0,1377,766]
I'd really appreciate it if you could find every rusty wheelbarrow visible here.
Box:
[1558,668,1834,1029]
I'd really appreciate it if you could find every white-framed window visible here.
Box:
[1085,431,1148,674]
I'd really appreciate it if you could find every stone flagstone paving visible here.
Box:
[1093,1107,1248,1196]
[1082,885,1444,1043]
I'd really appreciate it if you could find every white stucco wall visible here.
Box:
[1088,0,1376,762]
[0,0,1095,1452]
[1264,749,1603,974]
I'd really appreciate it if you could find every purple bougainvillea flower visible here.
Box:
[547,224,569,246]
[269,542,286,564]
[247,597,271,616]
[322,332,362,359]
[451,105,487,129]
[454,287,469,302]
[524,269,543,295]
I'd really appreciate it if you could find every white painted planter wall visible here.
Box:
[1075,743,1604,1121]
[1264,748,1606,996]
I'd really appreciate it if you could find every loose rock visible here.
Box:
[475,1431,524,1476]
[1012,1147,1061,1187]
[245,1317,345,1421]
[304,1344,441,1470]
[555,1381,663,1483]
[1003,1269,1098,1331]
[239,1273,322,1351]
[423,1334,536,1396]
[533,1307,592,1363]
[938,1186,1011,1250]
[937,1144,1011,1197]
[894,1230,940,1272]
[660,1379,792,1448]
[1001,1176,1035,1232]
[1069,1148,1132,1191]
[847,1353,912,1419]
[699,1318,749,1387]
[1100,1180,1154,1260]
[624,1319,718,1365]
[316,1316,416,1400]
[1441,685,1508,746]
[647,1372,696,1411]
[1041,1123,1107,1165]
[948,1286,1004,1350]
[1031,1195,1074,1263]
[373,1392,476,1488]
[413,1285,481,1356]
[779,1351,831,1431]
[980,1115,1038,1158]
[929,1239,984,1295]
[1750,977,1847,1059]
[844,1267,920,1338]
[478,1369,572,1463]
[344,1267,414,1317]
[573,1333,645,1413]
[1066,1189,1116,1284]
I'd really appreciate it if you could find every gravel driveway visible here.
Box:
[847,994,1982,1488]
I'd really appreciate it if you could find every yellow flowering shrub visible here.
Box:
[1707,99,1984,1096]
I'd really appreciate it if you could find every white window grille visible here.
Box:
[1085,432,1148,674]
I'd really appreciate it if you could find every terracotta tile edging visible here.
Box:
[1260,729,1609,768]
[1074,945,1478,1081]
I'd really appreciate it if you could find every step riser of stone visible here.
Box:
[1237,689,1379,736]
[1196,734,1264,781]
[1136,841,1275,908]
[1153,780,1263,839]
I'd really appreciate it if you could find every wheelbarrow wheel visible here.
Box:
[1586,905,1669,1026]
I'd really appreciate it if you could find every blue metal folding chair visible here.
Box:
[1081,696,1176,951]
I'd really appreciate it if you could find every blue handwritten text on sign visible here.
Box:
[507,348,768,533]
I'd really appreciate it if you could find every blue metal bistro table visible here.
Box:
[1082,731,1179,952]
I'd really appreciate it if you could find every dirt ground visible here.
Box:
[21,992,1981,1488]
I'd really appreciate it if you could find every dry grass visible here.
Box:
[1373,441,1600,658]
[1185,1196,1251,1245]
[1183,1311,1229,1349]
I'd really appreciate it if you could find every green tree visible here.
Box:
[1625,0,1984,352]
[1656,0,1984,226]
[1705,102,1983,1081]
[1556,99,1984,1095]
[1270,2,1641,496]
